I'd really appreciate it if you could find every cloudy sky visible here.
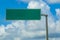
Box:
[0,0,60,40]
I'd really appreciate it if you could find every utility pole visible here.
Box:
[41,14,48,40]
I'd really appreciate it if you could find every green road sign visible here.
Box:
[6,9,41,20]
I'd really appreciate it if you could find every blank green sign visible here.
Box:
[6,9,41,20]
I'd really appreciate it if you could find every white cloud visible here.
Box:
[0,25,6,36]
[0,25,9,40]
[26,16,46,31]
[49,38,55,40]
[27,1,40,8]
[21,29,46,38]
[55,9,60,18]
[48,17,56,34]
[5,24,14,29]
[14,37,21,40]
[46,0,60,3]
[7,20,46,38]
[55,38,60,40]
[56,20,60,33]
[27,0,50,9]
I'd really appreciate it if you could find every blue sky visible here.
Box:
[43,0,60,21]
[0,0,60,40]
[0,0,28,25]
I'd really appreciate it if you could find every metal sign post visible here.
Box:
[41,14,48,40]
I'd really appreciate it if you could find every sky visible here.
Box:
[0,0,60,40]
[0,0,28,26]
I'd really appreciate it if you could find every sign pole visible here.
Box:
[41,14,48,40]
[46,15,48,40]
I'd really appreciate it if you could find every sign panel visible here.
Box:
[6,9,41,20]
